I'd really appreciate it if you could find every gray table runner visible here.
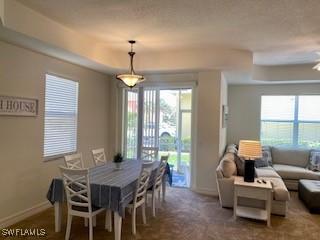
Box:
[47,160,159,217]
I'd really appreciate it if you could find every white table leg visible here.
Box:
[54,202,62,232]
[114,212,122,240]
[105,209,112,232]
[162,177,166,202]
[267,190,272,227]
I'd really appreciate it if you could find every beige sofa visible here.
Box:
[216,146,319,216]
[271,147,320,190]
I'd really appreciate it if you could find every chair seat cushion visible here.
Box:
[72,205,101,212]
[273,164,320,180]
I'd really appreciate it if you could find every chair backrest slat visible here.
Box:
[64,153,84,169]
[92,148,107,166]
[154,155,169,189]
[133,162,153,204]
[141,147,159,161]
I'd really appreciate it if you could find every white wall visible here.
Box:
[195,71,224,195]
[227,83,320,144]
[219,74,228,156]
[0,41,112,224]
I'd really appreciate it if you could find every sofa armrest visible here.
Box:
[216,176,235,208]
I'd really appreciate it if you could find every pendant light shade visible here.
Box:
[313,52,320,71]
[117,40,145,88]
[313,63,320,71]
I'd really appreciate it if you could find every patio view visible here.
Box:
[123,88,192,187]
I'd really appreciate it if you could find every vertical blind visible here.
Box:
[261,95,320,148]
[44,74,79,158]
[124,89,138,159]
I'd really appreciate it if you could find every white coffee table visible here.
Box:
[233,176,272,227]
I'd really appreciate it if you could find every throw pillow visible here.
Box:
[255,146,273,168]
[308,151,320,172]
[225,144,238,154]
[235,156,245,176]
[220,153,237,177]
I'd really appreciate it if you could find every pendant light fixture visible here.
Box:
[313,52,320,71]
[117,40,145,88]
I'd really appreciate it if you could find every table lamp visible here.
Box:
[238,140,262,182]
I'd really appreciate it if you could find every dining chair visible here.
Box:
[59,166,108,240]
[64,153,84,169]
[147,155,169,217]
[91,148,107,166]
[141,146,159,161]
[126,162,153,235]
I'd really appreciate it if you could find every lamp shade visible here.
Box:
[238,140,262,160]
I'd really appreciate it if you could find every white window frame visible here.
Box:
[43,73,79,160]
[260,95,320,148]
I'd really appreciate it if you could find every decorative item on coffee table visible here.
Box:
[238,140,262,182]
[113,153,123,170]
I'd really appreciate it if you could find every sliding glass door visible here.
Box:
[122,87,193,187]
[123,89,138,159]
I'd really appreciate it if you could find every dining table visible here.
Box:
[46,160,167,240]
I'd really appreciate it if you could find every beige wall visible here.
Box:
[227,83,320,144]
[0,41,112,221]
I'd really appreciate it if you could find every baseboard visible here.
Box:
[0,201,52,229]
[191,187,219,196]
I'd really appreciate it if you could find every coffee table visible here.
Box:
[234,176,272,227]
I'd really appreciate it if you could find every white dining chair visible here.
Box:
[147,155,169,217]
[141,146,159,161]
[91,148,107,166]
[59,166,108,240]
[126,162,153,235]
[64,153,84,169]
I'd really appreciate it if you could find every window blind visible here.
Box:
[44,74,79,158]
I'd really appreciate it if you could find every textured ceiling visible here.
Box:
[17,0,320,65]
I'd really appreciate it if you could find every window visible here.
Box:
[44,74,79,158]
[261,95,320,148]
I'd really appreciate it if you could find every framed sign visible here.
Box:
[0,95,38,116]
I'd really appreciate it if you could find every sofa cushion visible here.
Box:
[267,177,290,201]
[273,164,320,180]
[271,147,310,167]
[308,151,320,172]
[256,166,281,178]
[255,146,272,168]
[219,153,237,178]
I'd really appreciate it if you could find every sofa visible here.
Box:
[216,145,320,216]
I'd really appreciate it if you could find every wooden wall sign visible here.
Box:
[0,95,38,116]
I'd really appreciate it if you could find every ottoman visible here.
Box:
[298,179,320,213]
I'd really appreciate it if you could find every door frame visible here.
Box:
[120,81,198,189]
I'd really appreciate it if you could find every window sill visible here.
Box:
[43,152,76,162]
